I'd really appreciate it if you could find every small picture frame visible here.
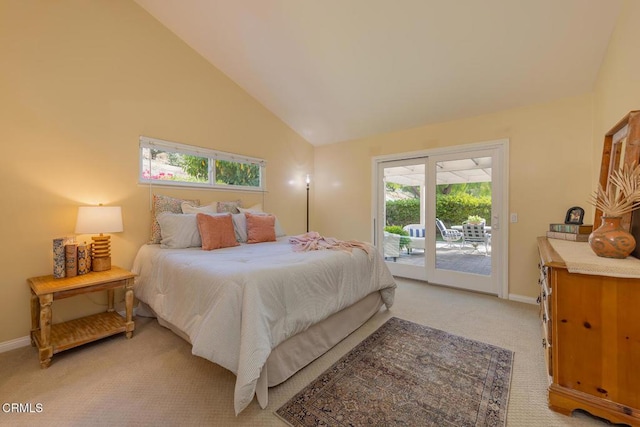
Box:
[565,206,585,225]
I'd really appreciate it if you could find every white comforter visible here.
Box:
[131,237,396,414]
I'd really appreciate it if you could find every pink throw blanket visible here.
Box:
[289,231,372,255]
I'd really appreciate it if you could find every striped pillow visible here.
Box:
[409,227,425,238]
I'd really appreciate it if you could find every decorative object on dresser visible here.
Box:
[74,205,124,271]
[549,223,593,234]
[28,266,135,368]
[589,216,636,258]
[564,206,584,225]
[594,110,640,258]
[546,223,593,242]
[587,162,640,258]
[545,231,589,242]
[537,237,640,426]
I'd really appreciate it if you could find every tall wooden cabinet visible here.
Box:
[537,237,640,426]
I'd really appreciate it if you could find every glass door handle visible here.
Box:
[492,215,499,230]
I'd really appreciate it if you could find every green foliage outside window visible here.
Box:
[437,182,492,197]
[179,155,260,186]
[436,193,491,226]
[385,199,421,226]
[180,155,209,181]
[215,160,260,186]
[385,193,491,227]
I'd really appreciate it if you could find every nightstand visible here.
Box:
[28,266,135,368]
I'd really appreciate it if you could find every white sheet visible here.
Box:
[131,237,396,414]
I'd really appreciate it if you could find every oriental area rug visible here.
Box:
[276,317,513,427]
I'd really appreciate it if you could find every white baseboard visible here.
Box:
[0,335,31,354]
[508,293,538,305]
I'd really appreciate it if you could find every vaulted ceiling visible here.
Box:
[134,0,622,146]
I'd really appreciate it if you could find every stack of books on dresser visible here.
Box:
[546,224,593,242]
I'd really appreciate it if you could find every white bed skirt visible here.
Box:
[138,290,383,387]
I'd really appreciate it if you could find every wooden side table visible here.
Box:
[28,266,135,368]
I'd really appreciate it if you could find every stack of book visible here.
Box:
[546,224,593,242]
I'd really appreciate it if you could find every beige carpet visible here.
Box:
[0,278,612,426]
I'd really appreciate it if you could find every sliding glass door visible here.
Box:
[376,158,427,281]
[426,148,501,295]
[374,142,507,296]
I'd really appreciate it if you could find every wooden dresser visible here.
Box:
[537,237,640,426]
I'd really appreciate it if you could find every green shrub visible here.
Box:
[384,225,412,251]
[465,215,486,224]
[435,193,491,226]
[386,193,491,227]
[384,225,408,236]
[385,199,420,226]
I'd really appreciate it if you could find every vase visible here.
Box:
[588,216,636,258]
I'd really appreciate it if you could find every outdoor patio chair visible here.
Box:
[435,218,462,248]
[383,231,401,261]
[402,224,425,251]
[462,223,491,255]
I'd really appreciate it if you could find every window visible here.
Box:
[139,136,266,191]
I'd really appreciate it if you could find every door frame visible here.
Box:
[371,139,509,298]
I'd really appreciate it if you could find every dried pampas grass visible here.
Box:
[589,162,640,217]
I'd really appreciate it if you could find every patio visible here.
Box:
[393,242,491,276]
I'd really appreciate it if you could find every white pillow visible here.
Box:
[232,212,285,243]
[238,203,263,213]
[181,201,217,214]
[274,218,286,237]
[157,213,201,249]
[232,213,249,242]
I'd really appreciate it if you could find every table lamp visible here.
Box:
[75,205,123,272]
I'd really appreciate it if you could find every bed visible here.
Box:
[131,235,396,415]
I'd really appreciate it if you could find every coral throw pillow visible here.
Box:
[196,213,240,250]
[246,212,276,243]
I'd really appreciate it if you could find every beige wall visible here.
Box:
[594,0,640,162]
[0,1,313,343]
[314,94,595,299]
[3,0,639,345]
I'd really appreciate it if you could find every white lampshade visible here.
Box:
[75,206,124,234]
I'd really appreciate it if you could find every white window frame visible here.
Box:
[139,136,266,192]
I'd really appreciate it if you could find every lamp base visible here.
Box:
[92,257,111,272]
[90,234,112,272]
